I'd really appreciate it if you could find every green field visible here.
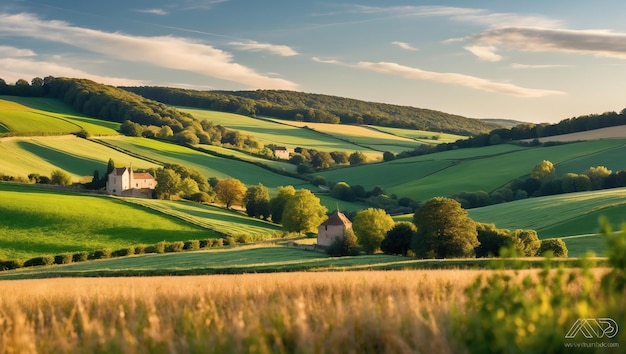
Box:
[0,183,214,260]
[319,140,626,200]
[0,96,119,136]
[96,136,305,189]
[197,143,298,173]
[179,108,383,159]
[0,136,159,181]
[0,244,587,280]
[366,126,467,144]
[272,119,423,153]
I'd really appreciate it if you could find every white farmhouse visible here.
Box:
[106,165,156,198]
[317,210,352,247]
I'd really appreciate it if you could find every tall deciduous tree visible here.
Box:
[531,160,556,182]
[281,189,327,234]
[214,178,247,208]
[381,222,416,256]
[353,208,395,254]
[155,168,181,200]
[245,183,270,219]
[412,197,478,258]
[348,151,367,166]
[269,185,296,223]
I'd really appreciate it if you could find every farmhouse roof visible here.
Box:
[111,167,128,176]
[320,211,352,227]
[133,172,155,180]
[274,146,288,151]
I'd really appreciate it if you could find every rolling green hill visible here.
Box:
[0,96,119,136]
[318,140,626,201]
[0,183,290,260]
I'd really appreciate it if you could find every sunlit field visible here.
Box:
[0,268,619,353]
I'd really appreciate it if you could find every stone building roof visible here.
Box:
[319,211,352,227]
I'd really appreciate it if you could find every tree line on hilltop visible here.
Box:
[120,86,500,136]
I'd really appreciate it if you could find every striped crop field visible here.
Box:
[0,96,119,136]
[178,108,382,159]
[271,119,423,153]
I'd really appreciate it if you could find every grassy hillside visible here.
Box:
[365,125,467,144]
[0,183,289,260]
[96,136,305,189]
[0,183,215,260]
[318,140,626,200]
[270,119,423,153]
[179,107,383,159]
[0,136,159,181]
[0,96,119,136]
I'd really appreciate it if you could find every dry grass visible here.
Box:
[0,269,609,353]
[0,270,482,353]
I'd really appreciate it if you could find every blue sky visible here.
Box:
[2,0,626,123]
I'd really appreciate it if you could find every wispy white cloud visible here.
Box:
[229,40,299,56]
[135,8,169,16]
[315,58,563,97]
[181,0,229,11]
[511,63,572,69]
[466,27,626,60]
[0,45,36,57]
[463,45,502,62]
[391,41,418,51]
[342,5,561,28]
[0,12,298,89]
[355,61,565,97]
[0,58,147,86]
[312,57,341,64]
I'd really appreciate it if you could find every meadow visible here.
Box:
[0,265,622,353]
[272,119,423,153]
[0,96,119,136]
[179,108,381,159]
[319,139,626,200]
[366,125,467,144]
[0,136,158,181]
[0,183,215,260]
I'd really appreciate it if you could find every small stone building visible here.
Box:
[273,146,290,160]
[106,165,156,198]
[317,210,352,247]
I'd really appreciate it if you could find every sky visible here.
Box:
[2,1,626,123]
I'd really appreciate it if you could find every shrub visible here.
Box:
[537,238,568,257]
[0,259,23,271]
[199,239,212,249]
[154,241,166,254]
[91,248,112,260]
[213,238,224,247]
[165,241,184,253]
[224,237,236,246]
[134,245,147,254]
[72,252,89,262]
[23,256,54,267]
[190,192,211,203]
[235,234,251,244]
[112,247,135,257]
[184,240,200,251]
[54,253,73,265]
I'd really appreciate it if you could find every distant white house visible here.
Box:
[273,146,290,160]
[106,165,156,198]
[317,210,352,247]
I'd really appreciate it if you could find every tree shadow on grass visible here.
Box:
[17,140,104,176]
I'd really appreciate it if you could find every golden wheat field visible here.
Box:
[0,269,613,354]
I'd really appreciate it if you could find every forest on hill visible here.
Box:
[121,86,501,136]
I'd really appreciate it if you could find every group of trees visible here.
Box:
[375,197,566,258]
[0,77,265,152]
[122,86,499,136]
[451,160,626,209]
[288,148,368,172]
